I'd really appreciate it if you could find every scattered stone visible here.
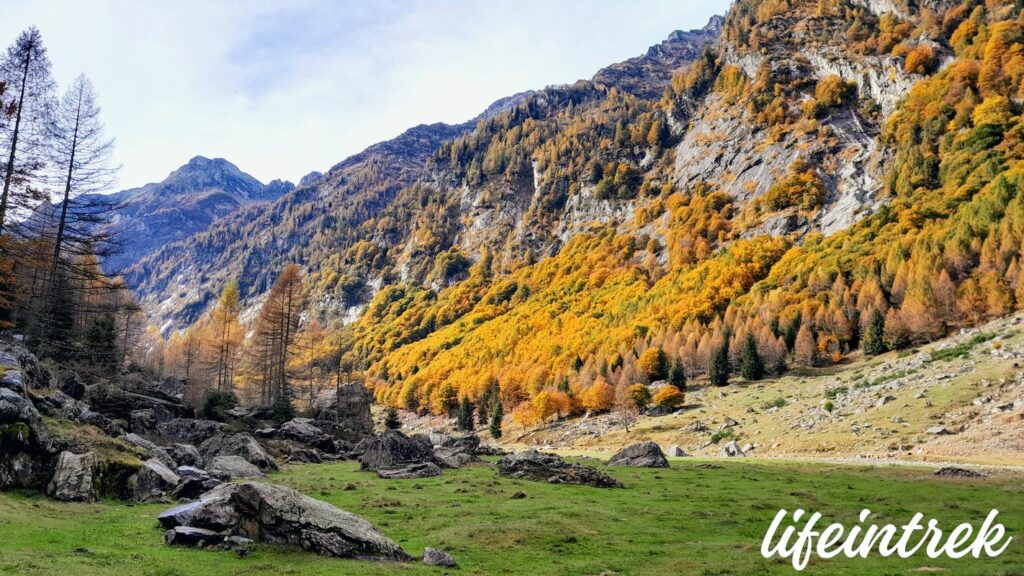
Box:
[423,547,457,567]
[667,445,690,457]
[934,467,984,479]
[606,441,669,468]
[435,447,481,469]
[684,421,710,433]
[876,395,896,408]
[926,426,951,435]
[159,481,411,560]
[46,451,97,502]
[719,441,745,458]
[497,449,622,488]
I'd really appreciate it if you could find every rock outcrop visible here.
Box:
[159,482,411,561]
[497,449,622,488]
[46,451,98,502]
[199,433,278,472]
[359,431,439,474]
[606,441,670,468]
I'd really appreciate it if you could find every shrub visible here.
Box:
[627,384,652,410]
[904,44,938,75]
[201,390,239,421]
[653,385,685,408]
[638,347,668,381]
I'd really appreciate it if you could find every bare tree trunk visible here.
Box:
[0,48,31,236]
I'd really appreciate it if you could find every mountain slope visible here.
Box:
[87,156,293,273]
[125,18,724,331]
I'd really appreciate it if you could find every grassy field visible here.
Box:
[0,458,1021,575]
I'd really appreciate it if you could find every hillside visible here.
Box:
[127,0,1024,432]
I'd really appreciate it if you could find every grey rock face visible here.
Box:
[200,433,277,472]
[169,444,202,467]
[376,462,443,479]
[132,459,181,501]
[497,449,623,488]
[0,387,57,490]
[159,481,411,560]
[153,418,225,445]
[607,441,670,468]
[206,455,265,480]
[360,431,439,472]
[47,451,98,502]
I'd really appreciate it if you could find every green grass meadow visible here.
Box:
[0,459,1021,575]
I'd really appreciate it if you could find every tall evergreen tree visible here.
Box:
[668,357,686,390]
[489,402,503,439]
[740,333,764,381]
[456,396,475,431]
[863,308,887,356]
[709,336,730,387]
[384,406,402,430]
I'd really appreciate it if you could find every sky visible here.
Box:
[0,0,730,190]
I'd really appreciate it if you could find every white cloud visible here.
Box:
[0,0,730,189]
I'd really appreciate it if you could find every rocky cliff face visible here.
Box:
[84,157,293,273]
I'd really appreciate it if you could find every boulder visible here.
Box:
[668,445,690,457]
[58,373,86,400]
[497,449,623,488]
[435,448,481,469]
[132,459,181,501]
[359,431,439,472]
[206,455,265,480]
[720,440,745,457]
[278,418,329,445]
[646,405,675,417]
[926,426,951,435]
[158,500,203,529]
[313,382,375,442]
[606,441,670,468]
[153,419,225,445]
[157,376,185,398]
[423,547,457,567]
[475,444,508,456]
[376,462,443,479]
[283,447,323,464]
[130,405,173,434]
[0,367,26,395]
[172,467,223,500]
[46,451,98,502]
[160,481,411,560]
[0,387,57,490]
[436,433,480,452]
[85,382,194,421]
[170,444,202,467]
[119,433,177,469]
[200,433,278,472]
[76,410,124,437]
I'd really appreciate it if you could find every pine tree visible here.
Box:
[668,357,686,390]
[489,402,503,439]
[740,333,764,381]
[708,337,730,386]
[456,396,475,431]
[0,26,55,235]
[384,406,402,430]
[862,308,887,355]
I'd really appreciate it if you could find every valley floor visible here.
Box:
[0,459,1021,575]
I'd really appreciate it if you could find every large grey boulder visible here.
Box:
[132,459,181,501]
[0,387,57,490]
[313,383,375,442]
[206,455,265,480]
[130,405,173,434]
[359,431,439,473]
[159,482,411,560]
[172,466,223,499]
[153,419,225,445]
[46,451,98,502]
[497,449,623,488]
[278,418,329,445]
[120,433,177,469]
[435,448,481,469]
[200,433,277,472]
[607,441,670,468]
[170,444,202,467]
